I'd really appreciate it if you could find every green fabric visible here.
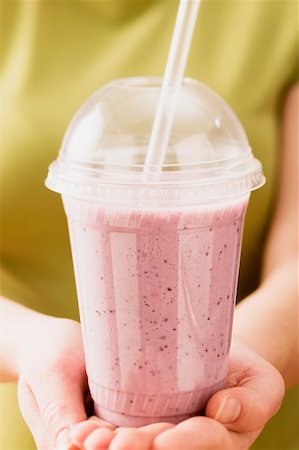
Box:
[0,1,298,448]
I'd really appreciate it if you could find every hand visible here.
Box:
[69,340,285,450]
[17,316,91,450]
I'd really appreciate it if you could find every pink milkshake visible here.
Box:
[63,195,248,425]
[46,77,265,427]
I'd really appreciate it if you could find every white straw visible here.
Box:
[144,0,200,173]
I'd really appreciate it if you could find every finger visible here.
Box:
[109,429,151,450]
[109,423,173,450]
[88,416,117,430]
[70,421,104,447]
[19,377,80,450]
[139,422,175,434]
[206,343,285,432]
[70,417,116,446]
[152,417,233,450]
[114,422,173,435]
[83,427,115,449]
[28,359,88,449]
[18,378,49,450]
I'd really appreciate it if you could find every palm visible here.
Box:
[70,341,285,450]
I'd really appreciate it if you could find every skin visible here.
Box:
[0,84,297,450]
[68,341,285,450]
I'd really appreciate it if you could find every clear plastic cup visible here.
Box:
[45,77,265,426]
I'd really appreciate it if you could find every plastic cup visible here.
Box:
[45,77,265,427]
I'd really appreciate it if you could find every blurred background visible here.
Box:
[0,1,298,449]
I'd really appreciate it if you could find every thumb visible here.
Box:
[19,356,88,450]
[205,342,285,433]
[37,359,88,449]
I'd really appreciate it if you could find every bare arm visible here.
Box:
[233,83,299,388]
[0,297,47,381]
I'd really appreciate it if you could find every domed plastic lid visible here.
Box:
[45,77,265,204]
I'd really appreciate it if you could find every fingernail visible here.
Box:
[214,396,241,423]
[55,428,72,450]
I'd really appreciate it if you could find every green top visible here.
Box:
[0,1,298,449]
